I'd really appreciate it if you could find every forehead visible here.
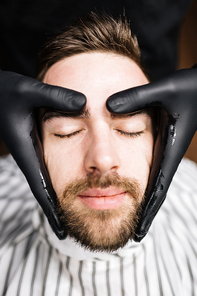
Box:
[43,52,148,112]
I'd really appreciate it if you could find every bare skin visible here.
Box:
[41,52,154,252]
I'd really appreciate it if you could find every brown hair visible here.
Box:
[36,12,143,81]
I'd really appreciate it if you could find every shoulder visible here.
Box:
[0,154,30,194]
[153,158,197,260]
[170,157,197,192]
[160,158,197,225]
[149,158,197,293]
[152,157,197,248]
[166,158,197,216]
[0,154,34,199]
[0,154,37,250]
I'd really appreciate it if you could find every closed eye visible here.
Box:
[54,129,84,138]
[116,129,144,137]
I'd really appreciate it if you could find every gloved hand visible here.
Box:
[0,71,86,239]
[107,65,197,241]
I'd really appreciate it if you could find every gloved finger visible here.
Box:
[106,66,197,241]
[106,67,197,117]
[0,71,86,114]
[0,71,87,240]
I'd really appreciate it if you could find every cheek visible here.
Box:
[118,134,154,189]
[42,129,154,198]
[43,138,85,196]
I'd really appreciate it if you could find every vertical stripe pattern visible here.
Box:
[0,155,197,295]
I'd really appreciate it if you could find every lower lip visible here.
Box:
[78,192,126,210]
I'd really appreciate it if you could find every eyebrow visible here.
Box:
[42,108,90,122]
[110,109,152,119]
[42,108,151,122]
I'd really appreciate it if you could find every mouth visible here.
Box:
[78,187,127,210]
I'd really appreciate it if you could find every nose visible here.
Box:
[84,129,120,175]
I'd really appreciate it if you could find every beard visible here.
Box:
[56,172,145,253]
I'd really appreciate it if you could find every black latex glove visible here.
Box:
[0,71,86,239]
[107,65,197,242]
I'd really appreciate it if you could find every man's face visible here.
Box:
[42,52,154,252]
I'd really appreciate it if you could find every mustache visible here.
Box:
[61,172,142,201]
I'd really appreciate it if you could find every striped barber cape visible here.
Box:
[0,154,197,296]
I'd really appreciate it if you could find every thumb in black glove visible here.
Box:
[0,71,86,239]
[107,65,197,241]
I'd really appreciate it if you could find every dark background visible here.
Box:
[0,0,197,161]
[178,0,197,163]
